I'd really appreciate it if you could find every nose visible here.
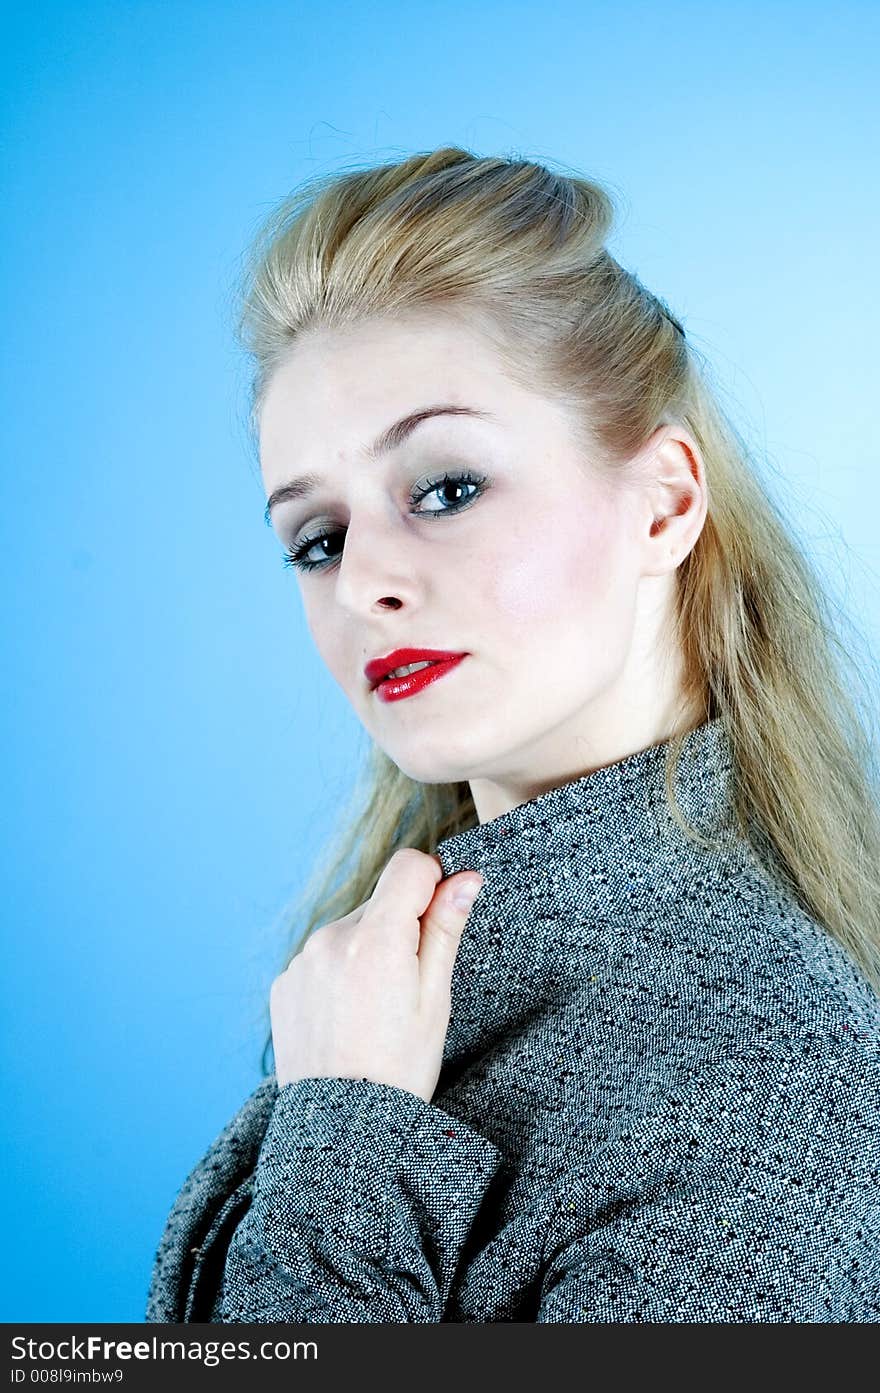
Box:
[333,508,422,616]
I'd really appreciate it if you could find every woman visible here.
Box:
[146,148,880,1323]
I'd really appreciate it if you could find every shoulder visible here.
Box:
[633,837,880,1047]
[553,841,880,1127]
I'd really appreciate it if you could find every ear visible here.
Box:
[634,424,708,577]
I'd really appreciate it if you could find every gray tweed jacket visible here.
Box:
[146,717,880,1322]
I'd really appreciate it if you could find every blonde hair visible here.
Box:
[231,147,880,1075]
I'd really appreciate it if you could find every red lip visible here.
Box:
[364,648,468,703]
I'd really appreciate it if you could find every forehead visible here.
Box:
[258,309,566,482]
[261,313,501,428]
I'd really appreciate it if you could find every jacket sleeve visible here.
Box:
[215,1075,506,1322]
[536,1034,880,1323]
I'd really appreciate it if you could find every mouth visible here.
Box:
[364,649,468,704]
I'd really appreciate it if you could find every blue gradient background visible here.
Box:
[2,0,878,1321]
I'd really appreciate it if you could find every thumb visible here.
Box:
[418,873,483,1004]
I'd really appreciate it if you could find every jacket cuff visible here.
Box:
[252,1075,505,1268]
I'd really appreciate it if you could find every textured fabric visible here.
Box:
[146,717,880,1323]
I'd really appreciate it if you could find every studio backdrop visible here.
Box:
[1,0,878,1322]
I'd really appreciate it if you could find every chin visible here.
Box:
[382,744,478,787]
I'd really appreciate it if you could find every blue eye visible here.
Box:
[281,469,489,575]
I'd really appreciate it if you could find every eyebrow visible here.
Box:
[263,403,496,527]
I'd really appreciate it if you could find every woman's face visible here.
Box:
[260,310,693,819]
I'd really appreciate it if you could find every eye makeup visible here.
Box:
[281,468,490,574]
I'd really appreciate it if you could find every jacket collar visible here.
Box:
[434,716,742,1078]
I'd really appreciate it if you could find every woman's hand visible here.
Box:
[269,849,484,1104]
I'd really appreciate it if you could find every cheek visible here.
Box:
[485,504,624,625]
[301,593,346,680]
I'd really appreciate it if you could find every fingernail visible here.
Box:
[453,879,482,910]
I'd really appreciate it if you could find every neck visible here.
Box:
[465,693,707,825]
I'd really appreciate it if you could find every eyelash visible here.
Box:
[281,470,489,574]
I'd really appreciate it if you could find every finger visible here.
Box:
[364,848,442,945]
[418,872,483,1006]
